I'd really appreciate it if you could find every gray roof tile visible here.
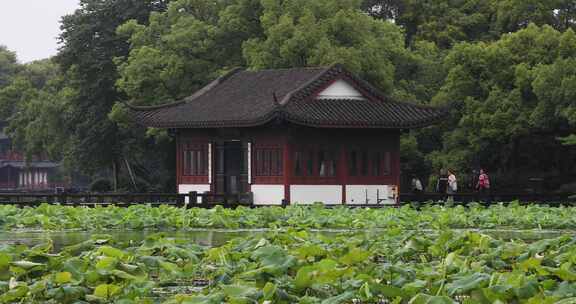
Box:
[128,64,448,129]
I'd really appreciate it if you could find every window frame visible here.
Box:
[253,146,283,177]
[347,148,392,181]
[182,144,209,176]
[251,143,284,184]
[292,145,340,184]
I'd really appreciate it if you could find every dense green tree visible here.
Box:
[0,58,59,122]
[0,46,20,88]
[242,0,407,93]
[116,0,420,101]
[363,0,495,47]
[54,0,170,180]
[0,58,70,162]
[4,61,71,161]
[393,40,448,104]
[0,77,36,121]
[430,24,576,186]
[363,0,576,48]
[492,0,576,34]
[2,0,575,192]
[116,0,263,105]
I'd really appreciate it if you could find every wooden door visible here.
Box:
[214,141,248,194]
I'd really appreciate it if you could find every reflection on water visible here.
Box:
[0,228,571,250]
[0,229,256,250]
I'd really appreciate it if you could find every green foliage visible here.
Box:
[0,58,59,122]
[1,0,576,190]
[0,46,19,88]
[559,134,576,146]
[112,1,576,188]
[0,58,72,167]
[1,221,576,302]
[242,0,406,92]
[430,24,576,175]
[2,60,72,161]
[54,0,171,175]
[0,203,576,231]
[364,0,576,48]
[400,133,430,179]
[116,0,260,105]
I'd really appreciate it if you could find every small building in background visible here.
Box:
[129,65,447,205]
[0,125,61,191]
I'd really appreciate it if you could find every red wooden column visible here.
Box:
[283,138,292,204]
[394,133,401,204]
[175,132,181,189]
[339,145,347,204]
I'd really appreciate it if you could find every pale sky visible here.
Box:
[0,1,80,63]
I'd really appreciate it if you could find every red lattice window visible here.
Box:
[183,145,208,176]
[254,147,283,176]
[348,149,390,177]
[294,147,338,177]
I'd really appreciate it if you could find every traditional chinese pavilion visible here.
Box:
[129,64,446,205]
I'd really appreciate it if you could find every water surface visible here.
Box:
[0,228,571,250]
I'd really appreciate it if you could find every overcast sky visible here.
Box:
[0,1,80,63]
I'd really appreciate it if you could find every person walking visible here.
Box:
[411,175,424,202]
[447,169,457,202]
[470,169,478,190]
[436,169,448,201]
[476,169,491,204]
[411,175,423,193]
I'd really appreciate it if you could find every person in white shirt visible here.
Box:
[447,169,457,201]
[411,175,423,193]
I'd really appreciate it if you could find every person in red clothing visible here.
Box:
[476,169,490,191]
[476,169,491,204]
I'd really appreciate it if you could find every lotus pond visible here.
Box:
[0,228,571,250]
[1,203,576,231]
[1,203,576,303]
[2,229,576,303]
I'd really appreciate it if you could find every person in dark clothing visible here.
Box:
[411,175,424,202]
[411,175,423,193]
[470,169,479,190]
[436,169,448,201]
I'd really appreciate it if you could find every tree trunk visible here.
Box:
[112,161,118,192]
[124,157,137,191]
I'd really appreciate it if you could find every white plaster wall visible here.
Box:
[291,185,342,205]
[252,185,284,205]
[316,79,365,100]
[346,185,395,205]
[178,184,211,204]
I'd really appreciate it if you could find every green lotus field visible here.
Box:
[1,203,576,303]
[0,203,575,231]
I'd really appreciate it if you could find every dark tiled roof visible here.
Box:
[128,64,448,129]
[284,99,446,128]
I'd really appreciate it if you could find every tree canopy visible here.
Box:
[0,46,19,88]
[428,25,576,179]
[1,0,575,191]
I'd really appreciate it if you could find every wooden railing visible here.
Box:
[0,191,570,208]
